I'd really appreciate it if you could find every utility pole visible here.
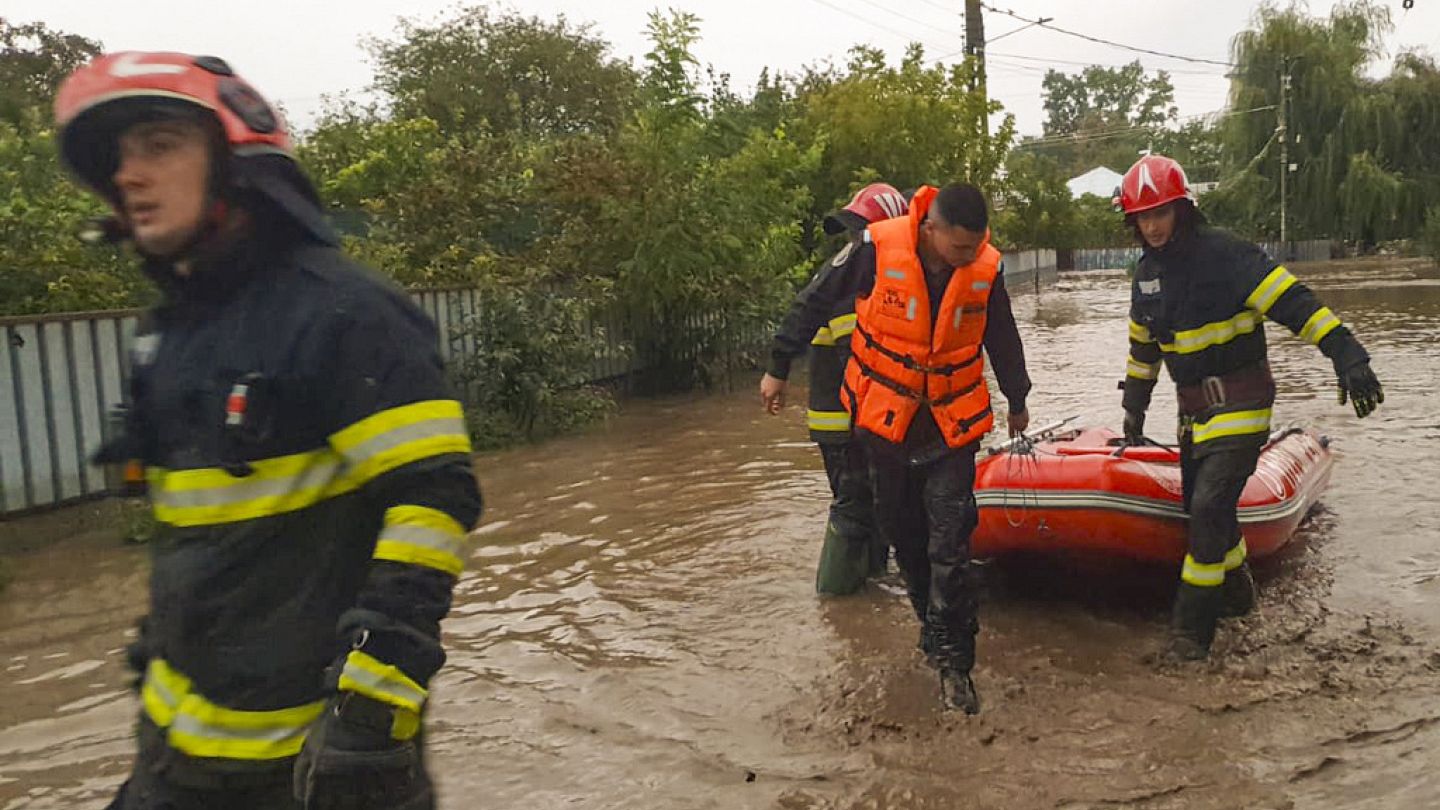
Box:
[1278,66,1291,247]
[965,0,988,136]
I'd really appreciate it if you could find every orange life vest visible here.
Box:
[842,186,1000,449]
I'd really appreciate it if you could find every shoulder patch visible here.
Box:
[831,242,856,267]
[1137,278,1161,295]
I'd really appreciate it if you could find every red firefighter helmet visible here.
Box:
[823,182,909,235]
[55,52,291,198]
[1119,154,1194,215]
[55,52,335,246]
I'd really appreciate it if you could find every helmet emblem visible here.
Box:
[1137,162,1159,196]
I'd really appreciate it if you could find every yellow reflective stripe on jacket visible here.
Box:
[149,399,472,528]
[339,650,428,715]
[1191,408,1273,443]
[1223,537,1248,571]
[374,505,466,576]
[142,659,324,760]
[142,658,189,729]
[1126,356,1161,380]
[811,314,857,347]
[330,400,472,485]
[1245,266,1298,315]
[807,409,851,432]
[1299,307,1342,345]
[150,449,345,527]
[1129,319,1153,343]
[1160,310,1262,355]
[1181,554,1226,587]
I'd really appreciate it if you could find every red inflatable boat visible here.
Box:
[971,423,1334,563]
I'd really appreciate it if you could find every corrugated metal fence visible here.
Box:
[1,249,1061,516]
[1070,240,1332,271]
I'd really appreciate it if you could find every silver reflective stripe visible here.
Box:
[953,308,963,329]
[169,713,309,745]
[147,668,181,712]
[380,523,463,556]
[906,297,918,321]
[884,269,906,280]
[342,660,427,708]
[342,417,467,465]
[972,280,991,291]
[151,455,345,510]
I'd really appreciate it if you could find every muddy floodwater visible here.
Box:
[3,258,1439,809]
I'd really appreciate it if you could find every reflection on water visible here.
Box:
[2,258,1438,809]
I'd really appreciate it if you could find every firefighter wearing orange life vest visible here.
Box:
[763,183,1032,713]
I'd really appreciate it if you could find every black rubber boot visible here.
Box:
[1164,582,1222,661]
[1219,562,1256,618]
[938,665,980,714]
[917,622,939,665]
[867,536,889,578]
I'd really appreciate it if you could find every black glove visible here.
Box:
[1123,410,1146,445]
[294,693,427,810]
[1335,359,1383,418]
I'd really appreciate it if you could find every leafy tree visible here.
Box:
[0,23,145,316]
[1207,1,1440,243]
[367,6,636,138]
[797,45,1014,221]
[0,18,102,124]
[1029,60,1178,178]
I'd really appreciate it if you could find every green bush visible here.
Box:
[451,279,616,450]
[1422,206,1440,262]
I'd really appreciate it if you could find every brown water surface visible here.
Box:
[3,258,1438,809]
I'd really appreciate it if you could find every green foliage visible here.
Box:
[0,18,102,124]
[1029,60,1180,178]
[0,110,148,315]
[451,279,616,449]
[795,45,1015,229]
[1209,1,1440,242]
[1422,206,1440,261]
[0,20,144,316]
[367,6,636,138]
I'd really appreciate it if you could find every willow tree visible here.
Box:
[1208,1,1440,244]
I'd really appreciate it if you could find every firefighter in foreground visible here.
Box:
[762,184,1031,713]
[1117,154,1382,661]
[56,52,482,809]
[770,183,909,595]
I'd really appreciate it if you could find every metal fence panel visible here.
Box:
[43,321,84,501]
[0,333,24,513]
[69,321,107,495]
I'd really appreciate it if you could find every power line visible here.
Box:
[980,4,1236,67]
[1013,104,1276,149]
[984,50,1231,77]
[803,0,952,52]
[838,0,967,40]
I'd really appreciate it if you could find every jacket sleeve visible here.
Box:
[1121,278,1163,414]
[768,243,875,380]
[318,289,483,729]
[1236,247,1369,367]
[981,272,1031,413]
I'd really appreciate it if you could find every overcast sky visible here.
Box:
[12,1,1440,136]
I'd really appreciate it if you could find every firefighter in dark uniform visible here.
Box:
[764,183,908,594]
[55,52,483,809]
[762,184,1031,713]
[1117,155,1383,660]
